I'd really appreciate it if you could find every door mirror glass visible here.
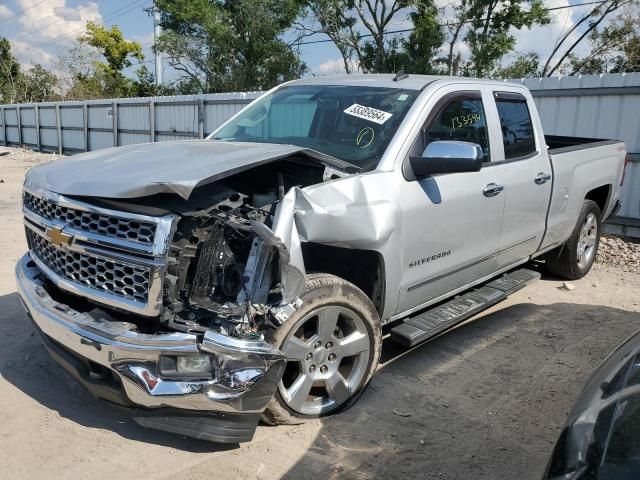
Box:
[410,140,483,179]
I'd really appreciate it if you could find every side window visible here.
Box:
[423,94,490,162]
[494,93,536,159]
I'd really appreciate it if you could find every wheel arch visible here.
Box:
[584,184,611,215]
[300,243,386,317]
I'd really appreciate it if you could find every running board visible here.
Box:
[390,268,540,348]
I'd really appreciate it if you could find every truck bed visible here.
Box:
[545,135,620,154]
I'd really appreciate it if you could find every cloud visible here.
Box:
[0,5,13,21]
[5,1,102,70]
[316,58,347,75]
[16,0,101,42]
[11,39,57,70]
[315,57,360,75]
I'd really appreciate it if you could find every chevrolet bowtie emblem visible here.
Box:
[46,227,74,247]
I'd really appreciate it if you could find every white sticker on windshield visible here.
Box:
[344,104,393,125]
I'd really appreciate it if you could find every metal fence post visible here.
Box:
[55,104,62,155]
[1,107,5,146]
[34,105,41,152]
[83,103,89,152]
[197,98,205,139]
[149,99,155,143]
[112,101,119,147]
[16,105,22,147]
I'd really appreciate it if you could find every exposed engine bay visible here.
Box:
[117,158,328,340]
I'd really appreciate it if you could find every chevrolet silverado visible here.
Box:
[16,75,627,443]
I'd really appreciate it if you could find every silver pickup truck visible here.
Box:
[16,75,627,443]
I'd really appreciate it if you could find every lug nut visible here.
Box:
[306,352,312,360]
[309,365,316,373]
[320,365,328,374]
[328,353,337,362]
[325,342,333,349]
[314,341,322,349]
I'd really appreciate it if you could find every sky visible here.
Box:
[0,0,604,81]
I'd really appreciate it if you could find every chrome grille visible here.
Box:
[23,191,156,245]
[27,229,150,303]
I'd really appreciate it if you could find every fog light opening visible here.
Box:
[177,354,212,374]
[159,354,214,379]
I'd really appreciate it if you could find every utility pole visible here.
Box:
[145,6,162,86]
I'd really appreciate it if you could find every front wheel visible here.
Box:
[546,199,602,280]
[262,274,381,425]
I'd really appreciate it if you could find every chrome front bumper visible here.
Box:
[15,254,286,443]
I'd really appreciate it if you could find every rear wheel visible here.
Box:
[263,273,381,425]
[546,199,601,280]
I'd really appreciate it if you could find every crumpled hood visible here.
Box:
[24,140,329,200]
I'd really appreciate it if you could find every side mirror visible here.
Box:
[410,141,484,179]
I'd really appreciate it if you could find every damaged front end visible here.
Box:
[160,179,305,340]
[16,151,336,443]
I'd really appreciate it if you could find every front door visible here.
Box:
[397,88,505,313]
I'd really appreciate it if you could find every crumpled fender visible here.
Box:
[267,174,400,304]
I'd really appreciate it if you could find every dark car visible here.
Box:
[545,329,640,479]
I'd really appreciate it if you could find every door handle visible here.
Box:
[482,183,504,197]
[534,172,551,184]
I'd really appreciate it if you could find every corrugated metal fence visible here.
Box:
[512,73,640,226]
[0,91,260,154]
[0,74,638,226]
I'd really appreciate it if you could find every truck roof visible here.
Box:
[288,74,525,91]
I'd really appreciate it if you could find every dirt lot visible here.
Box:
[1,147,639,479]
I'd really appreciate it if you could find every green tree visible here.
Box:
[494,52,540,78]
[155,0,306,92]
[302,0,361,73]
[396,0,444,74]
[304,0,420,74]
[612,34,640,72]
[20,64,59,102]
[463,0,549,77]
[0,38,58,103]
[358,0,444,73]
[541,0,632,76]
[565,3,640,75]
[77,21,145,97]
[0,37,21,103]
[80,21,144,72]
[59,22,155,99]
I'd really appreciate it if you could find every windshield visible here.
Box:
[212,85,420,171]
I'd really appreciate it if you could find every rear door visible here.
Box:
[485,90,553,269]
[397,87,505,313]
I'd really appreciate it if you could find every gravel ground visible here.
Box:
[1,146,639,480]
[598,234,640,271]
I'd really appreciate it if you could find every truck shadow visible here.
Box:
[0,292,230,453]
[2,288,640,473]
[281,300,640,480]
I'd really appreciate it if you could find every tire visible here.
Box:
[262,273,382,426]
[545,199,602,280]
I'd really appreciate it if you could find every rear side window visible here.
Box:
[494,92,536,159]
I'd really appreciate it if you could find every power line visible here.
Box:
[22,0,150,50]
[0,0,50,26]
[293,0,608,46]
[37,0,151,49]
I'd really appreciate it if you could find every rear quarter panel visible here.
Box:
[541,142,625,250]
